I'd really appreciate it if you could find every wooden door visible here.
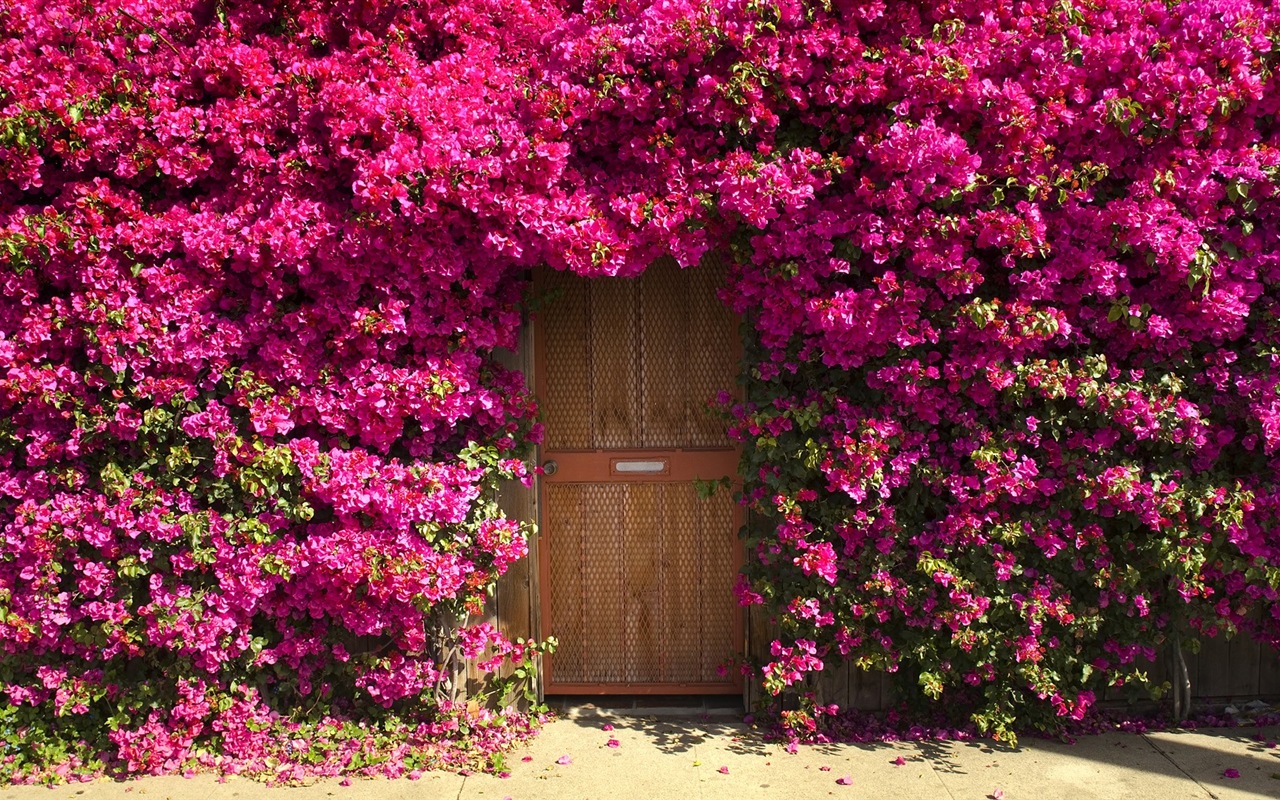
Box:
[534,257,743,694]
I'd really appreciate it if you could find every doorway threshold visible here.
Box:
[547,694,744,720]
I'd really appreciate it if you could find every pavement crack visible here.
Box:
[918,747,959,800]
[1139,733,1217,799]
[456,774,467,800]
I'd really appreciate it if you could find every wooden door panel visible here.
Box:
[688,264,740,446]
[639,263,689,448]
[663,485,702,682]
[698,488,738,682]
[623,483,662,683]
[589,280,639,449]
[541,481,740,689]
[536,256,742,694]
[545,484,585,682]
[579,482,625,683]
[541,272,591,450]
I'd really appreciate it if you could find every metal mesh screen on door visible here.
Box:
[537,255,741,692]
[545,482,736,684]
[540,256,736,451]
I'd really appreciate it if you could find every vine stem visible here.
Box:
[1172,637,1192,722]
[118,9,183,56]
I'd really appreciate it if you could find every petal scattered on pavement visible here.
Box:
[836,776,853,785]
[606,738,620,748]
[892,756,907,766]
[718,766,730,774]
[557,755,573,766]
[1224,768,1240,779]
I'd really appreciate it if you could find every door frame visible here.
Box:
[530,264,745,695]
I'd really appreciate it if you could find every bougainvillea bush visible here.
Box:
[689,0,1280,741]
[539,0,1280,742]
[3,0,1280,779]
[0,0,564,782]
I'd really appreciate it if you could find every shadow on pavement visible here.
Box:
[549,696,1280,797]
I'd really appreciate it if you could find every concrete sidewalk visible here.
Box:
[2,710,1278,800]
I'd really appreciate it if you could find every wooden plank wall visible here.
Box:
[747,602,1279,712]
[745,633,1280,713]
[465,323,541,706]
[1186,634,1280,702]
[744,605,894,712]
[1098,624,1280,706]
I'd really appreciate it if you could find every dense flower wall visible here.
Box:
[2,0,1280,776]
[0,0,565,780]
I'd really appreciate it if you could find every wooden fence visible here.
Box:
[745,605,1280,713]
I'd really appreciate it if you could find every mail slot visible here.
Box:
[610,458,670,475]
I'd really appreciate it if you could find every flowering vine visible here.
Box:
[543,0,1280,742]
[3,0,1280,777]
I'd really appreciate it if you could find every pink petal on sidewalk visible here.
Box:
[521,756,533,762]
[819,765,832,771]
[602,723,615,731]
[557,755,573,766]
[892,756,907,766]
[836,776,853,786]
[990,790,1005,800]
[718,766,730,774]
[1223,768,1240,779]
[606,738,620,748]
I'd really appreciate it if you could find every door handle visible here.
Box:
[541,459,558,476]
